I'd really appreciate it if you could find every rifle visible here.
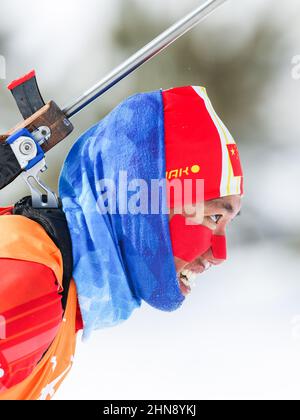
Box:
[0,0,227,209]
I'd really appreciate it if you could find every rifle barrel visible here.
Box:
[63,0,228,118]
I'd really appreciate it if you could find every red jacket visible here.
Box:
[0,207,82,396]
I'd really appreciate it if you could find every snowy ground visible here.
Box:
[55,241,300,400]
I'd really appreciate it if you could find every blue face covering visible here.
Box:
[59,91,185,338]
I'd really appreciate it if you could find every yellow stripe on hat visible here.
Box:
[196,87,242,197]
[193,87,234,197]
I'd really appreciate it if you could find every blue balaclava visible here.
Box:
[59,90,184,338]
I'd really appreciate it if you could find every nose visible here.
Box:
[214,222,227,236]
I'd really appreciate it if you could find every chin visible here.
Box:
[178,264,211,296]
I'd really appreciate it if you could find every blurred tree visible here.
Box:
[111,0,285,143]
[0,32,11,118]
[109,0,293,243]
[0,0,293,246]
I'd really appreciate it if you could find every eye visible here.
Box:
[210,215,222,224]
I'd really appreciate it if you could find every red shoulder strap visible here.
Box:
[0,208,13,216]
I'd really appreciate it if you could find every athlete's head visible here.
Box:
[163,86,244,295]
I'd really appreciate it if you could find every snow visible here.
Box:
[55,241,300,400]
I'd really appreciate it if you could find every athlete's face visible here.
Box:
[170,195,242,296]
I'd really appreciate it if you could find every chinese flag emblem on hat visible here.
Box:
[227,144,243,178]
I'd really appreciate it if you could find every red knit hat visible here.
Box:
[163,86,244,207]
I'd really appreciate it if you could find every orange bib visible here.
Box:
[0,212,78,400]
